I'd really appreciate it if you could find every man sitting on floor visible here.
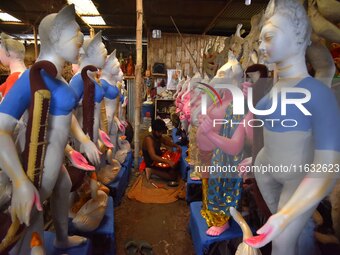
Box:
[142,119,182,181]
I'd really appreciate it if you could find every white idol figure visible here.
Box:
[69,31,109,149]
[0,5,92,254]
[100,50,121,137]
[244,1,340,255]
[0,32,26,98]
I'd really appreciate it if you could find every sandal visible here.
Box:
[125,240,139,255]
[139,241,154,255]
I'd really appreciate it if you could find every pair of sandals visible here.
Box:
[125,240,153,255]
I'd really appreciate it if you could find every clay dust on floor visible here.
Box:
[114,171,195,255]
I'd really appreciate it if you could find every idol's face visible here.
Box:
[259,14,298,64]
[56,20,84,64]
[91,42,107,68]
[103,58,120,76]
[111,60,120,76]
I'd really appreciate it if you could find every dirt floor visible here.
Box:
[114,171,195,255]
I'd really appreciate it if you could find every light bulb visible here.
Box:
[245,0,251,5]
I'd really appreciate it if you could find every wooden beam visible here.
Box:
[202,0,233,35]
[134,0,143,170]
[0,21,30,26]
[33,25,38,60]
[79,25,135,30]
[89,27,95,38]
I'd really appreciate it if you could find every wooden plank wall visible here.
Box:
[147,32,227,77]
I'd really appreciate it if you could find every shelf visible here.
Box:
[155,97,174,119]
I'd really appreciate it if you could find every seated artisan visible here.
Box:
[142,119,182,181]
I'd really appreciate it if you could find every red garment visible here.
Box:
[139,151,181,173]
[0,72,21,97]
[139,159,146,172]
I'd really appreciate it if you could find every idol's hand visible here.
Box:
[68,149,95,171]
[245,212,288,248]
[81,139,102,166]
[122,121,128,127]
[11,178,42,226]
[241,82,254,98]
[122,97,128,107]
[98,129,114,148]
[115,118,125,132]
[199,115,214,135]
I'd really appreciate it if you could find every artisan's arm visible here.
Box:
[145,136,173,165]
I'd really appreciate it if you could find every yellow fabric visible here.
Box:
[198,149,230,227]
[188,126,199,166]
[201,178,230,227]
[188,128,202,179]
[127,175,185,204]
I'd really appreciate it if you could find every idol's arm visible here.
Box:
[70,114,101,165]
[64,144,95,171]
[160,136,181,152]
[113,116,125,132]
[0,113,42,226]
[202,114,246,155]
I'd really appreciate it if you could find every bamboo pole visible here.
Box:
[33,25,38,60]
[89,27,95,38]
[134,0,143,169]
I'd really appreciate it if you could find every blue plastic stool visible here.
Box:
[178,145,190,180]
[141,103,155,120]
[186,168,202,203]
[107,151,133,206]
[172,128,190,180]
[189,201,243,255]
